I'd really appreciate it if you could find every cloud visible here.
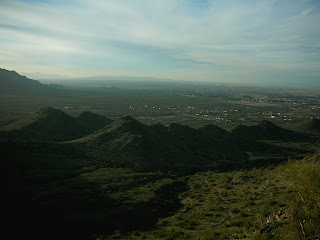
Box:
[301,8,313,15]
[0,0,320,84]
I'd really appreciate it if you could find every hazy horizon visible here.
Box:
[1,0,320,87]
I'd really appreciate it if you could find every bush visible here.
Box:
[231,208,240,214]
[202,229,220,240]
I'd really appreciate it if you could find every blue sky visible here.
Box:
[1,0,320,85]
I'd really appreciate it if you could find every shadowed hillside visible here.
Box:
[291,118,320,134]
[73,116,268,172]
[76,111,114,131]
[231,120,312,142]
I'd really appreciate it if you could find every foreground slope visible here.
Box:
[108,153,320,240]
[2,140,185,239]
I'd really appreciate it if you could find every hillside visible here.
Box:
[76,111,113,131]
[1,108,310,171]
[0,68,62,95]
[290,118,320,134]
[103,152,320,240]
[73,116,267,172]
[2,107,320,239]
[0,107,113,141]
[231,120,311,142]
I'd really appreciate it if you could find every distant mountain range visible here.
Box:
[20,72,70,80]
[17,70,320,88]
[5,67,320,90]
[19,70,179,86]
[20,71,175,82]
[0,68,62,95]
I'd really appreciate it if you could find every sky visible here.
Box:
[1,0,320,86]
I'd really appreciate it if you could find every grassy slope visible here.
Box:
[99,165,290,239]
[99,153,320,240]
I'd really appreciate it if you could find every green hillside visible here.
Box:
[100,153,320,240]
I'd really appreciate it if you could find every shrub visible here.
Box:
[202,229,220,240]
[240,212,249,218]
[231,208,240,214]
[268,200,278,206]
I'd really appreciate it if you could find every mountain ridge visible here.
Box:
[73,115,251,172]
[0,68,62,95]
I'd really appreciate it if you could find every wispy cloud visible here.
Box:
[0,0,320,84]
[302,7,313,15]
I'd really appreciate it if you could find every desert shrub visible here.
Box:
[225,219,244,228]
[163,229,185,240]
[231,219,244,227]
[231,207,240,214]
[268,200,278,206]
[240,212,249,218]
[202,229,220,240]
[261,208,271,217]
[157,218,168,226]
[242,217,255,229]
[179,218,198,229]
